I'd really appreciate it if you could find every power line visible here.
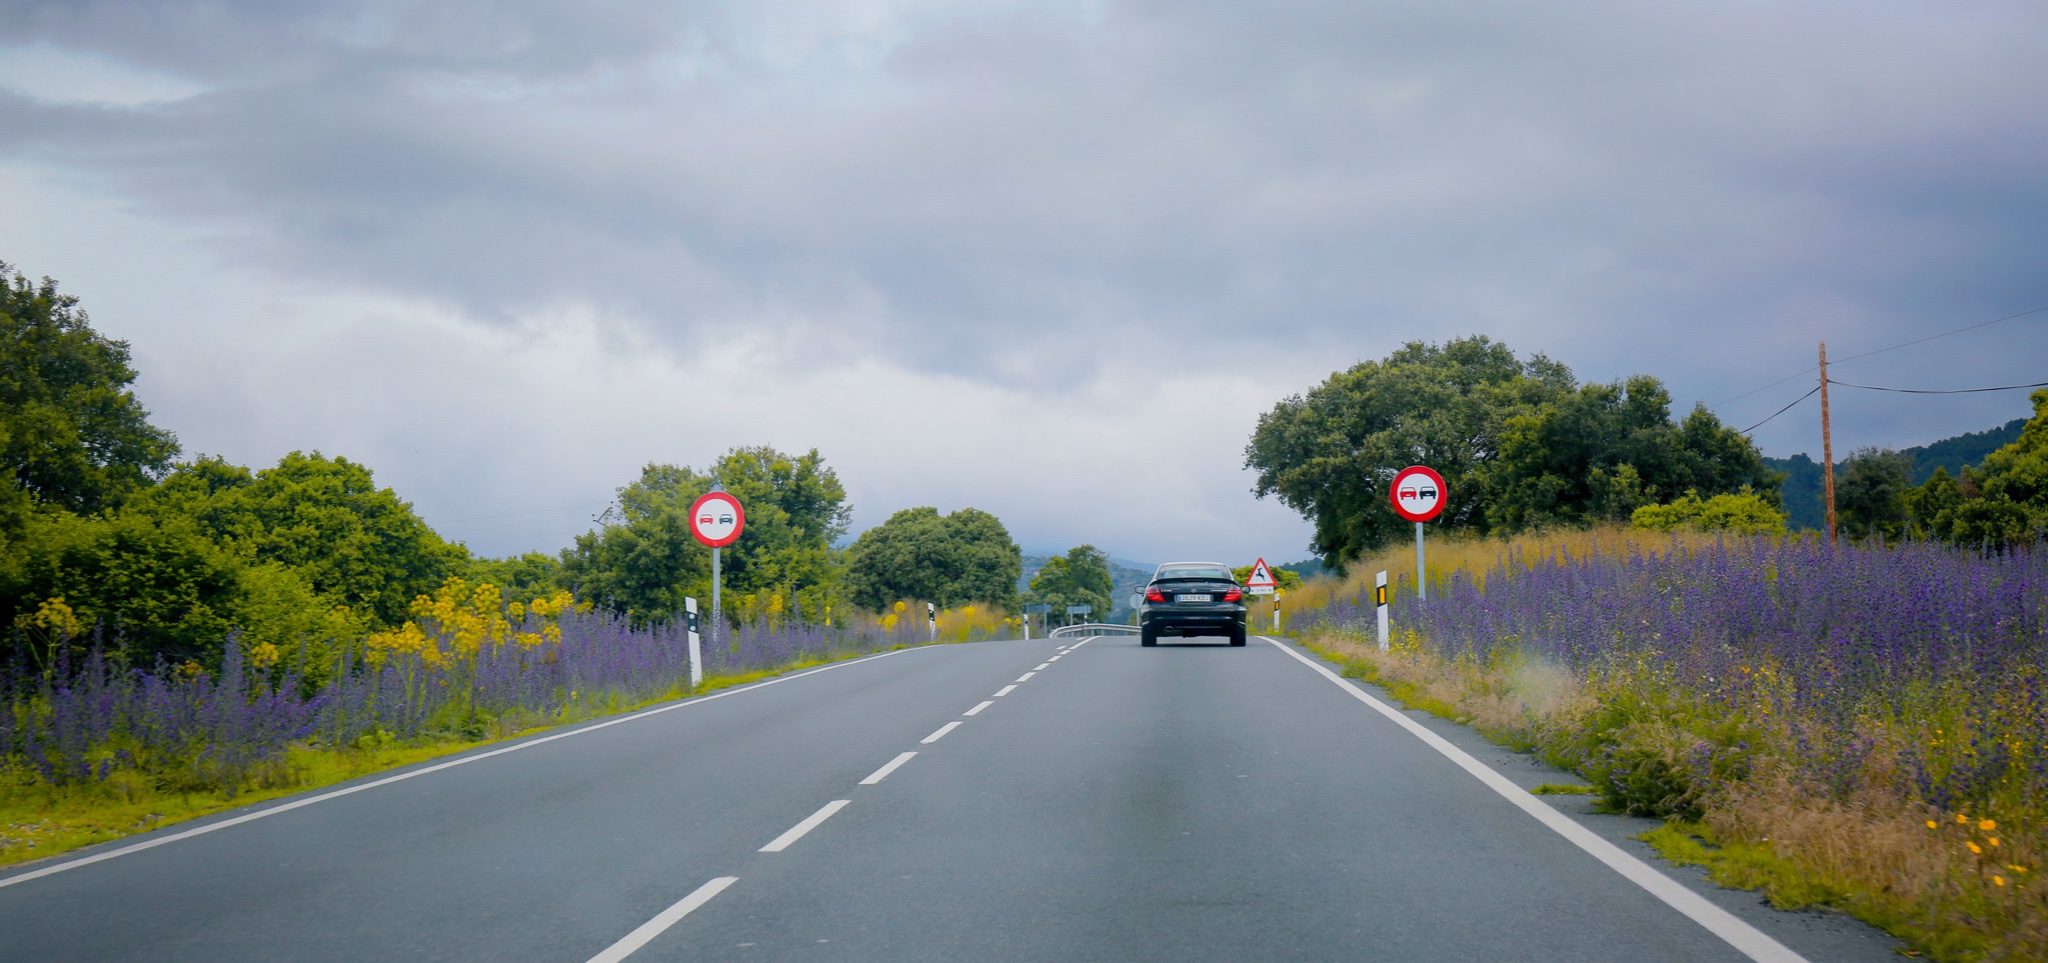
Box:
[1826,378,2048,395]
[1830,304,2048,366]
[1737,385,1819,435]
[1709,303,2048,410]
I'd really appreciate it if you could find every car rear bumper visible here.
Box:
[1141,610,1246,634]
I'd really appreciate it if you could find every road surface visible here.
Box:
[0,634,1900,961]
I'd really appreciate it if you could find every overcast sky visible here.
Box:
[1,0,2043,564]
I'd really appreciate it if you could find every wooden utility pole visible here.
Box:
[1820,342,1836,545]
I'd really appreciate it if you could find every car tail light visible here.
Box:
[1145,587,1166,603]
[1223,588,1242,602]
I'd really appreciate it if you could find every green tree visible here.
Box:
[1246,337,1574,568]
[1025,545,1112,621]
[560,447,853,625]
[1487,377,1780,532]
[0,262,180,513]
[843,506,1022,612]
[1835,447,1914,542]
[560,463,712,625]
[1230,564,1303,592]
[1,509,244,666]
[1904,467,1964,540]
[1929,389,2048,547]
[125,452,468,626]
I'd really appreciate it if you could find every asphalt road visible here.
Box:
[0,634,1902,962]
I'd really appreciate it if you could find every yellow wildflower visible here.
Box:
[1980,819,1997,831]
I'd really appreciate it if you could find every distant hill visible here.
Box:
[1763,418,2025,531]
[1277,558,1325,579]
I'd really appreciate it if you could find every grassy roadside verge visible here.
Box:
[0,644,922,872]
[1293,632,2042,962]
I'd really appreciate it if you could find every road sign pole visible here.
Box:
[711,547,721,651]
[685,597,702,687]
[1375,571,1389,651]
[1415,522,1426,602]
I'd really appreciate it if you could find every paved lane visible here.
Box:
[0,633,1893,961]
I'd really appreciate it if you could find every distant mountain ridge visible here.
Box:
[1763,418,2026,532]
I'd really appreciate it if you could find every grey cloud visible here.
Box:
[2,0,2044,437]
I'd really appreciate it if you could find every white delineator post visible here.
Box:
[1272,591,1282,632]
[1375,570,1390,652]
[928,601,937,642]
[685,596,703,687]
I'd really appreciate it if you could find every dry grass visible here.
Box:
[1287,524,1737,612]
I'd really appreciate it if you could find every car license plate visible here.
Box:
[1178,593,1212,603]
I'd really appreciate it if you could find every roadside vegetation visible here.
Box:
[1261,340,2048,960]
[0,261,1034,868]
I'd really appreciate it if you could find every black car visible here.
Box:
[1139,562,1247,647]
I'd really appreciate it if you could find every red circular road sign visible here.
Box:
[687,491,746,547]
[1389,465,1447,523]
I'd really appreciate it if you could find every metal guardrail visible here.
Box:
[1048,622,1141,638]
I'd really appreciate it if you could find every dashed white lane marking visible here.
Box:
[1263,638,1808,963]
[584,875,738,963]
[993,685,1018,697]
[859,752,918,785]
[759,800,851,853]
[921,721,962,744]
[0,645,927,892]
[1033,662,1051,670]
[1015,672,1036,682]
[963,701,994,716]
[1048,656,1061,661]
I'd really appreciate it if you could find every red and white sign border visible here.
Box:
[688,491,747,548]
[1388,465,1448,523]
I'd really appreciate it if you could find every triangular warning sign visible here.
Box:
[1246,557,1277,588]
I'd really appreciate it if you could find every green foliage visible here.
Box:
[1490,379,1779,532]
[560,463,711,625]
[1247,336,1779,569]
[467,551,566,601]
[1909,390,2048,547]
[126,452,467,626]
[561,447,852,625]
[1630,488,1787,535]
[0,262,180,514]
[1246,336,1574,566]
[1025,545,1112,617]
[1,508,242,665]
[1835,447,1913,542]
[843,506,1021,612]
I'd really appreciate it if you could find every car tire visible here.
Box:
[1230,626,1247,647]
[1140,625,1157,647]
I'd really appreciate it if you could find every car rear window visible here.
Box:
[1155,565,1233,581]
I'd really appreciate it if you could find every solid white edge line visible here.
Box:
[1015,672,1036,681]
[759,799,851,853]
[1260,638,1807,963]
[993,685,1018,697]
[859,751,918,785]
[584,875,738,963]
[921,721,962,744]
[963,700,994,716]
[0,645,928,890]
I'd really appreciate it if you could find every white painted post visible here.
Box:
[685,596,702,687]
[1272,590,1282,632]
[1415,521,1426,601]
[1375,571,1389,652]
[927,601,937,642]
